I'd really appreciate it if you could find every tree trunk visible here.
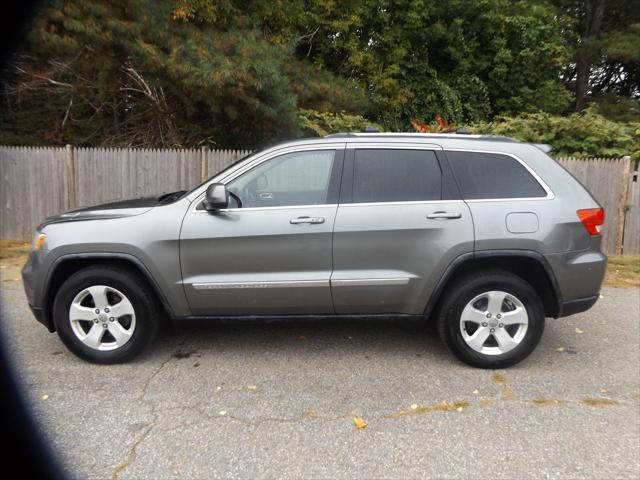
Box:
[575,0,606,112]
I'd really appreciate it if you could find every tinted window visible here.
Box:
[353,149,442,203]
[446,151,547,199]
[227,150,336,207]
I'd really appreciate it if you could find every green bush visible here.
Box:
[297,109,383,137]
[469,108,640,160]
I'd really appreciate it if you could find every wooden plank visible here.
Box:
[616,156,632,254]
[623,169,639,255]
[65,144,76,209]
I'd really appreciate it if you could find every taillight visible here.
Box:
[577,208,605,235]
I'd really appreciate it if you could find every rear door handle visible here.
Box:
[290,216,325,225]
[427,211,462,220]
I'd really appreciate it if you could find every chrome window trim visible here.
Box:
[191,144,345,213]
[339,199,465,208]
[194,204,338,214]
[191,144,554,211]
[443,148,555,202]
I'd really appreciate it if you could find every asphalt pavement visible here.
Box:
[1,277,639,479]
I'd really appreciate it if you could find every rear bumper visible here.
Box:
[557,294,599,318]
[545,248,606,315]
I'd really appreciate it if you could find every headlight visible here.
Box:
[33,232,46,251]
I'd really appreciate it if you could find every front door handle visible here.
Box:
[290,216,325,225]
[427,211,462,220]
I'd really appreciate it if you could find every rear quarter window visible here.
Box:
[445,151,547,199]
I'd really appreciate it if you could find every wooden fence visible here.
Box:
[0,146,250,241]
[555,156,635,255]
[1,146,638,254]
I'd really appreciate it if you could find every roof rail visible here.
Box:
[324,132,518,142]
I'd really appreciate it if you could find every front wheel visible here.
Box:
[53,265,159,364]
[437,270,545,369]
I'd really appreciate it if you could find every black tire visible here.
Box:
[437,269,545,369]
[53,265,159,364]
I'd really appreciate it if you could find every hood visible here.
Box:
[38,191,186,228]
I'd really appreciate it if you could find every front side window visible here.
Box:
[227,150,336,208]
[446,151,547,199]
[352,149,442,203]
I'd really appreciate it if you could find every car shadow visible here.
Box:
[145,316,448,361]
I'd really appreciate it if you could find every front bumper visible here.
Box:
[27,304,54,332]
[21,249,55,331]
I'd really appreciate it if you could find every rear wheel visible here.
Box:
[53,265,159,364]
[437,270,545,368]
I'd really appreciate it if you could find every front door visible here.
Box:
[331,144,474,314]
[180,147,344,315]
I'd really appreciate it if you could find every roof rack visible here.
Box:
[324,132,518,142]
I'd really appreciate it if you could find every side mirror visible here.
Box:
[203,183,229,210]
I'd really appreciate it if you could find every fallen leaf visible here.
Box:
[41,394,49,401]
[247,385,257,391]
[532,397,564,406]
[431,400,469,412]
[297,335,306,341]
[480,399,494,407]
[352,416,367,429]
[556,347,565,352]
[304,410,318,418]
[491,372,507,386]
[501,388,514,400]
[386,411,410,419]
[582,397,618,407]
[600,388,608,394]
[575,327,584,334]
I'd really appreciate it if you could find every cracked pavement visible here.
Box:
[1,278,639,479]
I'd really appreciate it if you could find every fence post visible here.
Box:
[65,144,77,210]
[615,155,632,255]
[200,146,208,181]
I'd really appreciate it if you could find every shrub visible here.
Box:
[469,108,639,160]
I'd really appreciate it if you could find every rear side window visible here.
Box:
[353,149,442,203]
[446,151,547,199]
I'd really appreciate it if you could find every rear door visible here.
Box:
[331,143,474,314]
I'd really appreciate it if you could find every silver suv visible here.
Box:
[22,133,606,368]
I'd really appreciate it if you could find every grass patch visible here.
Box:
[605,255,640,288]
[0,241,31,266]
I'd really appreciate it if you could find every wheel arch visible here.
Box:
[425,250,562,320]
[42,253,175,332]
